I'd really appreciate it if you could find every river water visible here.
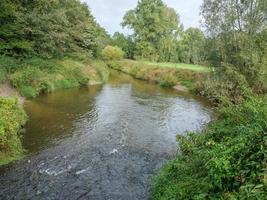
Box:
[0,70,212,200]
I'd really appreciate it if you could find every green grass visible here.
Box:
[2,56,109,98]
[130,60,210,72]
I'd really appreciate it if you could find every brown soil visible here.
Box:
[0,83,25,105]
[173,84,188,92]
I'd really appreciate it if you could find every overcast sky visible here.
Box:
[83,0,203,35]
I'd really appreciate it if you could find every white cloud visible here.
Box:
[83,0,203,35]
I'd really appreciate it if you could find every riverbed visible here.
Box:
[0,70,212,200]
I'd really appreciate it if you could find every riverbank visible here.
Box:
[151,95,267,199]
[107,60,209,92]
[0,69,212,199]
[0,56,109,165]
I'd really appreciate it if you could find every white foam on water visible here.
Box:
[109,148,118,155]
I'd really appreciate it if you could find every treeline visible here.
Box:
[112,0,267,103]
[111,0,206,64]
[0,0,109,61]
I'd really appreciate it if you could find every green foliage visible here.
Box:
[8,57,94,98]
[111,32,135,59]
[152,96,267,199]
[0,55,20,73]
[0,97,27,165]
[0,0,109,58]
[0,68,7,83]
[196,63,253,104]
[201,0,267,94]
[178,28,206,64]
[101,46,124,61]
[122,0,182,62]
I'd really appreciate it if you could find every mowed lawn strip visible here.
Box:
[127,60,210,72]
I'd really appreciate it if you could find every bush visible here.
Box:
[196,63,252,104]
[151,96,267,199]
[0,56,20,73]
[0,98,27,165]
[0,68,7,83]
[101,46,124,61]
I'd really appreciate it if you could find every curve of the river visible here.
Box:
[0,70,212,200]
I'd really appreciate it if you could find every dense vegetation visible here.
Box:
[152,96,267,199]
[101,46,124,61]
[0,0,110,99]
[151,0,267,199]
[0,98,27,165]
[0,0,109,58]
[109,0,206,64]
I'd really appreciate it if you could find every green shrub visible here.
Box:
[151,96,267,199]
[101,46,124,61]
[0,56,20,73]
[0,98,27,165]
[196,63,252,104]
[0,68,7,83]
[159,80,174,87]
[20,86,38,98]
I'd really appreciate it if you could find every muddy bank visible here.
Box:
[0,83,25,104]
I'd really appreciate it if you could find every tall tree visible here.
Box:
[178,28,206,64]
[201,0,267,90]
[122,0,182,62]
[111,32,135,59]
[0,0,109,58]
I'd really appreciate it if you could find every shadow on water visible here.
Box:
[0,69,213,200]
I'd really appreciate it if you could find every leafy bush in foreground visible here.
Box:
[0,98,27,165]
[151,96,267,199]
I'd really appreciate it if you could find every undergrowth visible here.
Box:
[0,98,27,165]
[151,96,267,199]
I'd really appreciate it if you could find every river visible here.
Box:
[0,70,212,200]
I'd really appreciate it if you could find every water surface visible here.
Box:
[0,70,212,200]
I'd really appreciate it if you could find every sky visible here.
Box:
[83,0,203,35]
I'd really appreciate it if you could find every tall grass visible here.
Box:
[107,60,207,91]
[0,56,109,98]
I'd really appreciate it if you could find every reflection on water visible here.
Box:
[0,70,212,200]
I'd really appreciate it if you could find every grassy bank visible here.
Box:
[151,96,267,199]
[0,97,27,165]
[140,61,209,72]
[107,59,208,91]
[0,56,109,165]
[0,56,109,98]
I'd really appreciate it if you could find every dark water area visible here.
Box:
[0,70,213,200]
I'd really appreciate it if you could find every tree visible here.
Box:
[111,32,135,59]
[178,28,206,64]
[0,0,109,58]
[122,0,182,62]
[201,0,267,91]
